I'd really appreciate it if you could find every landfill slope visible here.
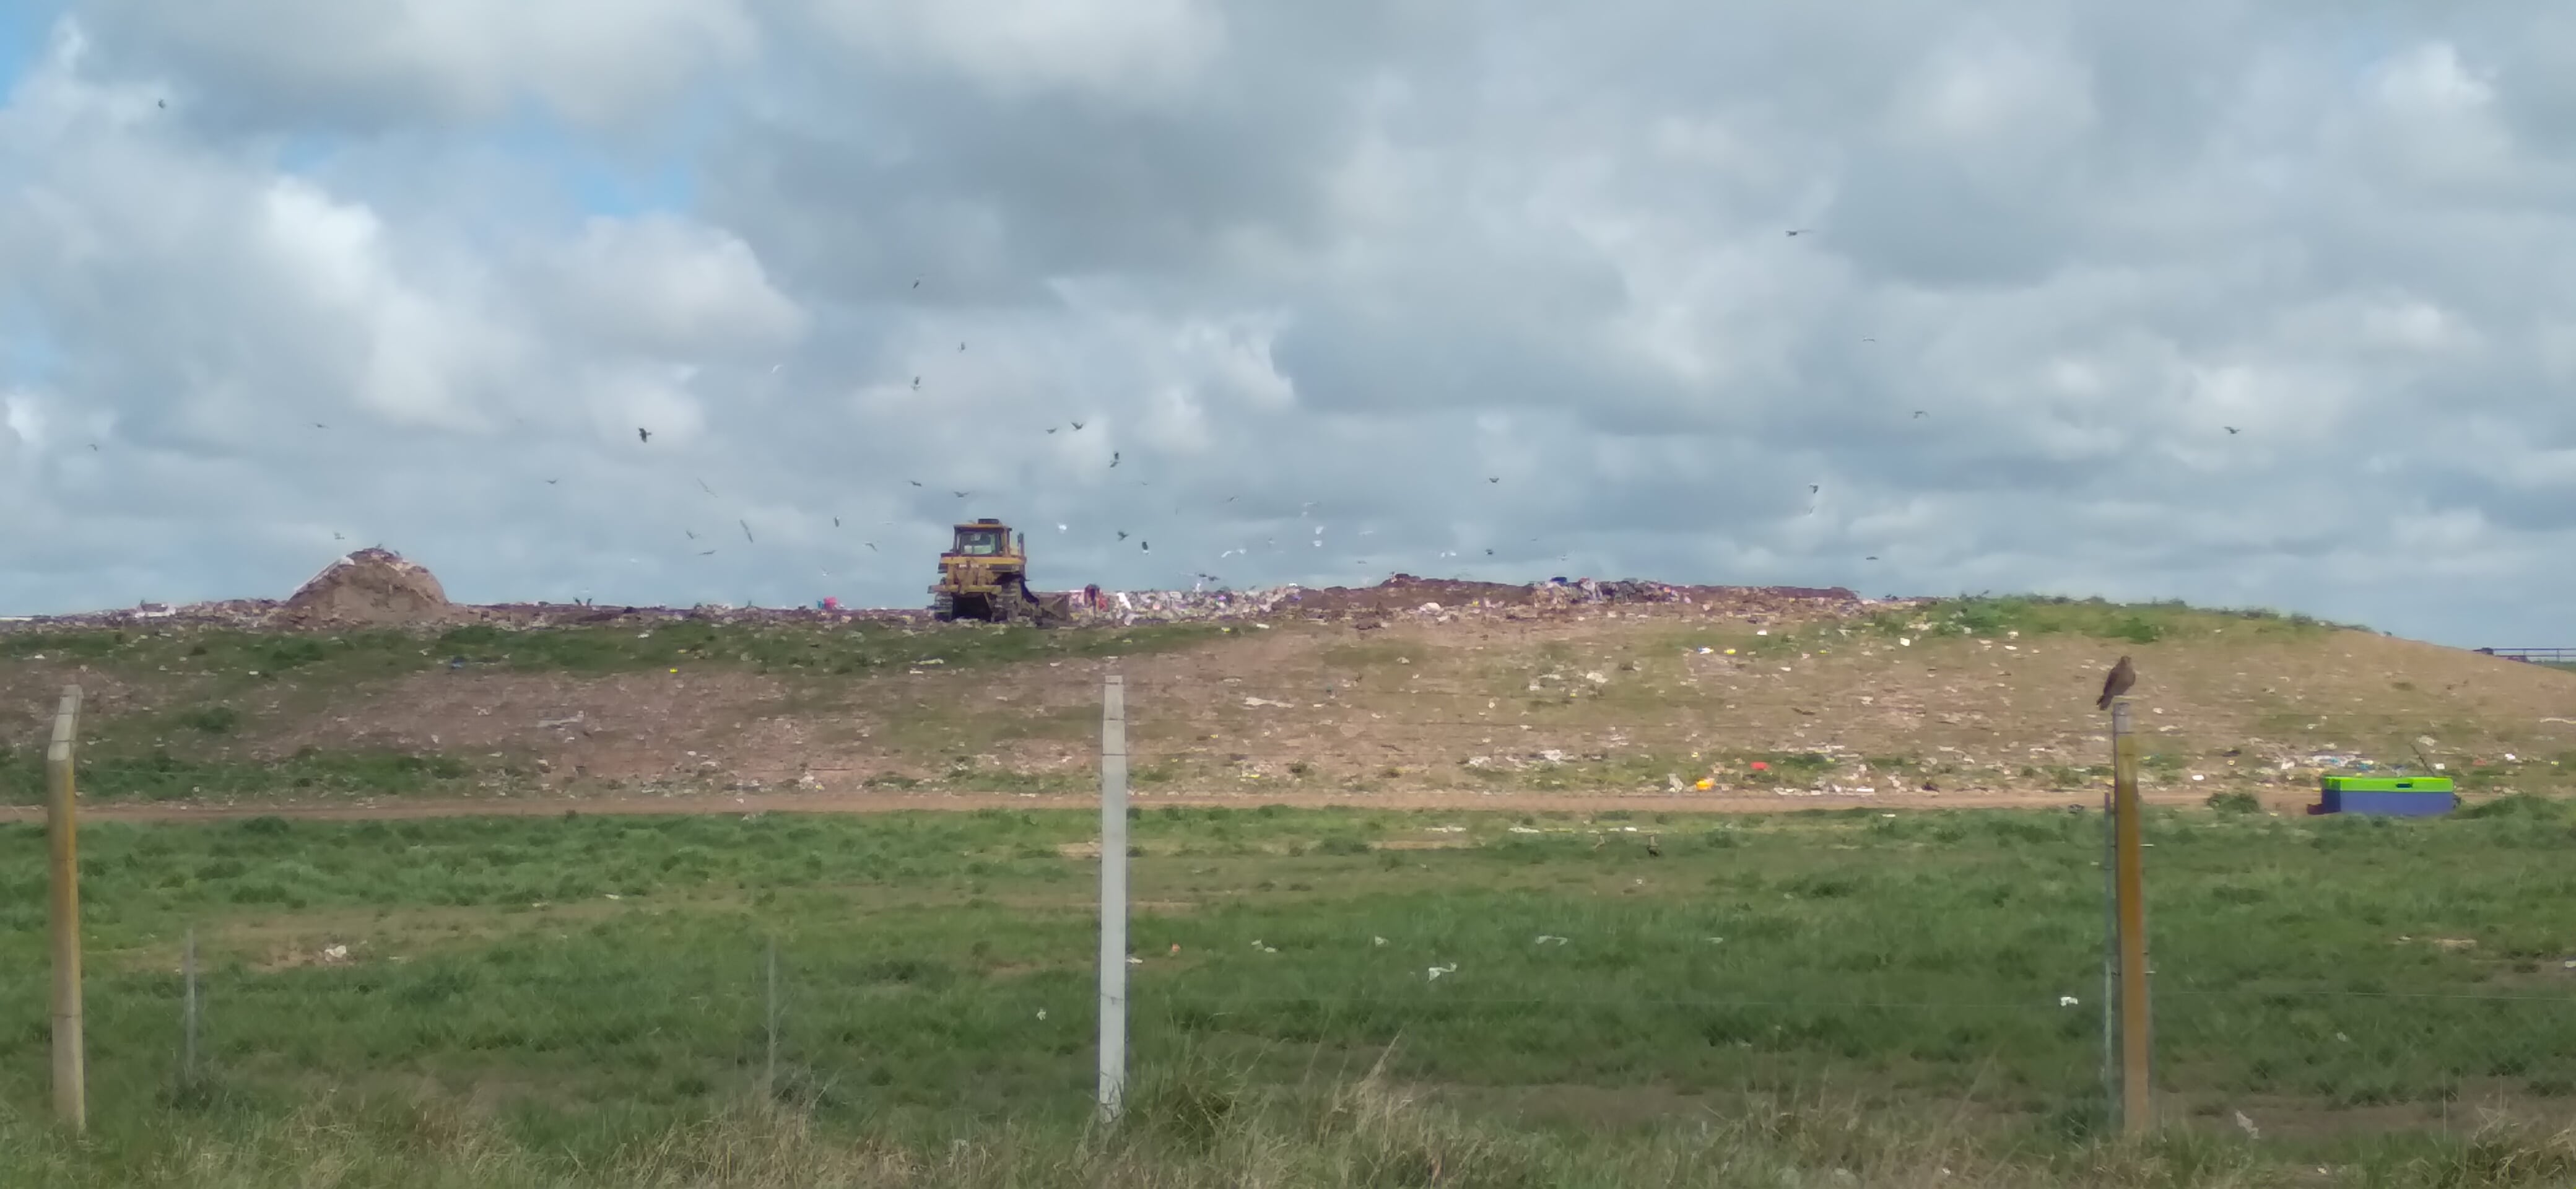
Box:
[6,573,2573,812]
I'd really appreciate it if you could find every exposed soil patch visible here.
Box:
[0,783,2297,825]
[257,668,874,786]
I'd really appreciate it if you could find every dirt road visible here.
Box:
[0,785,2287,824]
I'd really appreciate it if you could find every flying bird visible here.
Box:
[959,341,967,351]
[1809,484,1819,494]
[1141,541,1150,552]
[698,478,716,495]
[2096,655,2137,710]
[908,479,924,487]
[157,99,165,108]
[832,516,841,527]
[864,542,877,551]
[545,478,559,484]
[312,422,328,429]
[1861,337,1878,343]
[685,529,698,540]
[2224,426,2241,435]
[952,489,971,499]
[637,427,651,443]
[1786,228,1813,237]
[1865,555,1879,561]
[739,519,755,543]
[911,377,921,390]
[1116,530,1129,541]
[1069,420,1085,430]
[1487,476,1500,483]
[1913,411,1927,418]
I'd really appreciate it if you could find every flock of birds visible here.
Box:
[137,229,2250,596]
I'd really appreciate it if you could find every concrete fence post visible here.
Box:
[1097,674,1129,1123]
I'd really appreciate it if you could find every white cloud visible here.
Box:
[546,215,809,355]
[1890,28,2099,155]
[3,391,48,450]
[8,4,2576,645]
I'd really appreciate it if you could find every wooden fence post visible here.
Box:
[2110,698,2152,1135]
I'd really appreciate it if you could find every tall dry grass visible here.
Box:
[9,1053,2575,1188]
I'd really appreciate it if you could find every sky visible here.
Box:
[4,3,2576,647]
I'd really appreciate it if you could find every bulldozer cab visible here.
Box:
[952,524,1011,557]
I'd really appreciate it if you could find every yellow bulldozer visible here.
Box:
[929,518,1073,625]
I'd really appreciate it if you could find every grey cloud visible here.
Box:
[69,0,759,133]
[11,3,2576,645]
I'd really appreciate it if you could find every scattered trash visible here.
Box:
[2058,995,2079,1008]
[6,571,1892,637]
[1534,934,1568,946]
[1427,963,1458,981]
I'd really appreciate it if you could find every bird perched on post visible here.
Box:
[2096,655,2136,710]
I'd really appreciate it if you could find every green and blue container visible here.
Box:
[2312,775,2455,817]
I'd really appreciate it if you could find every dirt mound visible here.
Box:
[282,548,458,627]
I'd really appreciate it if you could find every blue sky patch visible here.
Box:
[0,2,67,98]
[492,98,702,219]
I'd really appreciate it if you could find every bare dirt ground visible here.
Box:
[0,782,2258,824]
[10,575,2574,815]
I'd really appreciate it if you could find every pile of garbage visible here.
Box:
[1,559,1894,637]
[1067,573,1886,627]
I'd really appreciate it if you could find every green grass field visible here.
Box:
[4,796,2576,1186]
[0,619,1218,805]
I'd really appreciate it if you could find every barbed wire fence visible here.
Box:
[25,676,2576,1140]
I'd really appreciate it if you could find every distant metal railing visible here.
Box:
[2475,647,2576,664]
